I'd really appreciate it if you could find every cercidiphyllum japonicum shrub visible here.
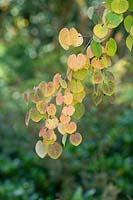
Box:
[24,0,133,159]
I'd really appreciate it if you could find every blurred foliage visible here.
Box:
[0,0,133,199]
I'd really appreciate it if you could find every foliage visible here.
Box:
[0,0,132,199]
[24,0,133,160]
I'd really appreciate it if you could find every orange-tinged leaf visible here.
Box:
[70,27,79,46]
[45,118,59,130]
[35,140,48,158]
[64,121,77,134]
[48,142,62,159]
[56,93,64,105]
[45,82,55,97]
[91,57,104,70]
[53,73,62,89]
[30,90,40,103]
[30,108,44,122]
[47,103,56,116]
[60,114,71,124]
[63,92,73,105]
[70,132,82,146]
[93,72,104,84]
[58,28,71,50]
[43,129,57,144]
[62,105,75,116]
[67,53,87,71]
[86,46,94,58]
[70,27,83,47]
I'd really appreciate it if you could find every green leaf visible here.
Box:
[90,40,102,58]
[92,92,103,105]
[104,12,123,28]
[106,38,117,57]
[72,69,88,80]
[68,79,84,93]
[93,24,108,39]
[73,103,85,120]
[126,35,133,51]
[128,0,133,11]
[124,15,133,32]
[102,81,115,96]
[35,140,48,158]
[30,108,44,122]
[111,0,129,14]
[106,0,112,10]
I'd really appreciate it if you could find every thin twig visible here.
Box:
[82,37,92,53]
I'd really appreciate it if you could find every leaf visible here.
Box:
[56,93,64,105]
[70,133,82,146]
[62,105,75,116]
[104,12,123,28]
[58,28,71,50]
[93,24,108,39]
[72,69,88,80]
[92,92,103,105]
[106,0,112,10]
[68,79,84,93]
[106,38,117,57]
[45,118,59,129]
[48,142,62,159]
[128,0,133,11]
[35,140,48,158]
[60,79,67,89]
[60,114,71,124]
[70,27,83,47]
[30,108,44,122]
[102,81,115,96]
[62,134,68,147]
[90,40,102,58]
[25,111,30,126]
[111,0,129,14]
[64,122,77,134]
[58,123,66,135]
[73,103,85,120]
[43,130,57,145]
[124,15,133,32]
[93,72,104,84]
[47,103,56,116]
[105,71,115,82]
[91,57,104,70]
[63,92,73,105]
[130,25,133,37]
[73,90,86,104]
[126,35,133,51]
[67,54,87,71]
[36,101,48,114]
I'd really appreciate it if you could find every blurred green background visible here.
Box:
[0,0,133,200]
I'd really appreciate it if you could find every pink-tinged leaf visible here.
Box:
[70,132,82,146]
[39,127,47,137]
[25,111,30,126]
[56,93,64,106]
